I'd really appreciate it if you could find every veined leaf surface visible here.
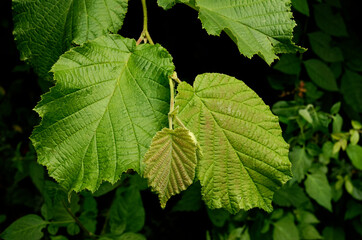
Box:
[160,0,304,64]
[175,73,292,213]
[143,128,198,208]
[12,0,128,78]
[31,35,174,192]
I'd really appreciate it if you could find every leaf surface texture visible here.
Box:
[12,0,128,78]
[31,35,174,192]
[175,73,292,213]
[143,128,198,208]
[195,0,303,64]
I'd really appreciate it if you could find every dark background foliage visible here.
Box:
[1,0,362,239]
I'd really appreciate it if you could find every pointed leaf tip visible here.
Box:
[143,128,199,208]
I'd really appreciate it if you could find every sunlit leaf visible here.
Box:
[176,73,292,213]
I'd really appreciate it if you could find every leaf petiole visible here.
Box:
[137,0,154,45]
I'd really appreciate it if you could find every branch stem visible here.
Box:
[62,201,96,239]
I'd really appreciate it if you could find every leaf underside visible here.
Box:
[12,0,128,78]
[31,34,174,193]
[143,128,198,208]
[175,73,292,213]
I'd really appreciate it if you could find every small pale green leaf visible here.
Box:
[194,0,304,65]
[304,59,338,91]
[176,73,292,213]
[273,213,300,240]
[31,35,174,192]
[313,4,348,37]
[289,146,312,183]
[308,32,344,62]
[332,114,343,133]
[330,102,341,115]
[350,130,360,145]
[305,171,332,211]
[352,120,362,130]
[341,70,362,113]
[346,145,362,170]
[299,109,313,124]
[291,0,309,16]
[143,128,198,208]
[0,214,48,240]
[12,0,128,78]
[273,54,302,75]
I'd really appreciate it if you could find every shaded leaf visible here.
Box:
[12,0,128,78]
[304,59,338,91]
[143,128,198,208]
[294,210,319,224]
[322,227,345,240]
[291,0,309,16]
[313,4,348,37]
[341,70,362,113]
[176,73,292,213]
[172,182,202,212]
[298,224,322,239]
[273,54,302,75]
[31,35,174,192]
[273,183,310,208]
[308,32,344,62]
[289,146,312,183]
[109,187,145,234]
[273,213,300,240]
[0,215,48,240]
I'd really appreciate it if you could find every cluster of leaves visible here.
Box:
[1,0,361,240]
[199,0,362,239]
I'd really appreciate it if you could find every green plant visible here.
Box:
[2,0,361,239]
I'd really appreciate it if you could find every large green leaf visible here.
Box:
[175,73,292,213]
[160,0,304,64]
[196,0,304,64]
[0,214,48,240]
[12,0,128,78]
[143,128,198,208]
[31,35,174,192]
